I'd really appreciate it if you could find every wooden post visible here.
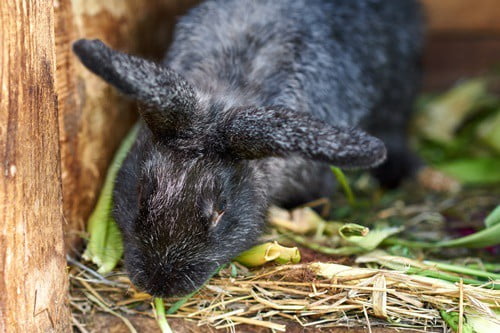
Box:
[0,0,199,331]
[0,1,70,331]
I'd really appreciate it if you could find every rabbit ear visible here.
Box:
[222,106,387,168]
[72,39,197,137]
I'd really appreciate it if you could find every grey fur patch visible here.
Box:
[74,0,423,297]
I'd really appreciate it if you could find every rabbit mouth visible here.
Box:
[129,260,217,297]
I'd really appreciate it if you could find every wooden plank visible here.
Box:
[422,0,500,35]
[423,35,500,91]
[0,0,70,331]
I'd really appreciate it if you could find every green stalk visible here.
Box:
[154,298,173,333]
[435,222,500,248]
[331,166,355,205]
[83,123,140,273]
[166,265,225,314]
[424,260,500,281]
[409,268,497,288]
[374,259,500,289]
[382,223,500,249]
[285,232,365,255]
[382,237,440,249]
[466,263,500,272]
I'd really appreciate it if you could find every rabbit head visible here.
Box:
[73,39,386,297]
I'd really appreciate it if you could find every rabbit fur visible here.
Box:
[73,0,423,297]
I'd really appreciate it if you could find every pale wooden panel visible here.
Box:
[422,0,500,34]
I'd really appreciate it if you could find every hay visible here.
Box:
[69,187,500,332]
[69,255,499,331]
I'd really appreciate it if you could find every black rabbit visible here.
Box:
[73,0,422,297]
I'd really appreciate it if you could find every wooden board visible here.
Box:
[422,0,500,34]
[0,1,70,331]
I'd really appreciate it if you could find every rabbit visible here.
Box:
[73,0,423,297]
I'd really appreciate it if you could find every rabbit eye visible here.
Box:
[211,210,225,228]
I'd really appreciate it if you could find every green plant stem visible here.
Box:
[331,166,355,205]
[383,222,500,249]
[424,260,500,281]
[154,298,173,333]
[375,260,500,290]
[382,237,437,249]
[83,123,140,273]
[166,265,225,314]
[284,232,364,255]
[409,268,497,288]
[466,263,500,272]
[436,222,500,248]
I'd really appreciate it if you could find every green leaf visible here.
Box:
[436,222,500,248]
[338,223,369,239]
[83,124,140,274]
[440,310,474,333]
[476,109,500,153]
[436,158,500,184]
[485,205,500,228]
[416,79,488,144]
[344,226,402,251]
[384,205,500,249]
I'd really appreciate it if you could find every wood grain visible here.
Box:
[0,0,70,331]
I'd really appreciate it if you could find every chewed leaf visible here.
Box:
[338,223,369,239]
[343,226,402,251]
[436,158,500,184]
[83,123,140,273]
[235,242,301,267]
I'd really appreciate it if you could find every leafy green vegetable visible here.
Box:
[436,158,500,184]
[413,77,500,185]
[416,79,488,144]
[83,124,140,273]
[484,205,500,228]
[440,310,474,333]
[476,109,500,153]
[384,205,500,249]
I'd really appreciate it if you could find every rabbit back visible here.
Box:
[165,0,422,127]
